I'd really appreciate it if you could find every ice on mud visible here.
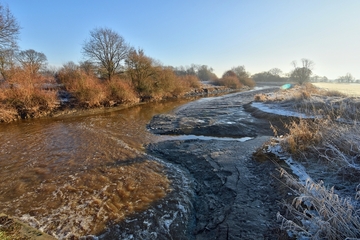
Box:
[251,102,319,119]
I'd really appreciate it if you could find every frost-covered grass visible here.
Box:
[255,83,360,239]
[266,119,360,239]
[253,83,360,120]
[277,169,360,240]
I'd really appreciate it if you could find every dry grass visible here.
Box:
[0,214,27,240]
[105,78,139,104]
[57,67,140,107]
[0,67,58,120]
[314,121,360,170]
[277,169,360,240]
[254,93,269,102]
[281,119,322,157]
[0,107,18,122]
[57,67,105,107]
[256,83,360,239]
[0,214,54,239]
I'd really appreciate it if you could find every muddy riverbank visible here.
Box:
[145,86,291,239]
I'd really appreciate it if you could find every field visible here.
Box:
[313,82,360,96]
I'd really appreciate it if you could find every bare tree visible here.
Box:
[337,73,355,83]
[0,48,15,80]
[0,3,20,50]
[290,58,314,85]
[231,65,250,79]
[79,60,97,76]
[126,49,157,93]
[268,68,283,77]
[82,27,131,81]
[196,65,217,81]
[0,3,20,80]
[17,49,47,74]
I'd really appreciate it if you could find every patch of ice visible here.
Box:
[267,143,312,184]
[177,202,187,214]
[284,157,312,184]
[251,102,319,119]
[161,211,178,231]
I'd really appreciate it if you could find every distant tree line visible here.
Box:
[251,59,359,84]
[1,2,358,119]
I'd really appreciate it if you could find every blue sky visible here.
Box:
[5,0,360,79]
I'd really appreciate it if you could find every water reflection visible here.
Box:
[0,99,192,238]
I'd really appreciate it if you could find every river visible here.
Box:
[0,86,283,239]
[0,98,196,239]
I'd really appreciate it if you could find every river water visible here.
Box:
[0,99,196,239]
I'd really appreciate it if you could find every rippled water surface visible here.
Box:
[0,99,193,238]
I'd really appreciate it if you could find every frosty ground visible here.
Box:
[147,83,360,239]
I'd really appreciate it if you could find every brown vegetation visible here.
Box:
[277,169,360,240]
[0,57,205,122]
[212,75,243,89]
[212,69,255,89]
[0,67,57,121]
[0,213,55,239]
[255,83,360,239]
[57,65,139,107]
[125,50,201,100]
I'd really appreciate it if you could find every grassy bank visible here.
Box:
[0,66,248,123]
[0,67,58,123]
[254,83,360,239]
[0,213,55,240]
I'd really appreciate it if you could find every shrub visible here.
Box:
[238,77,256,88]
[0,107,18,122]
[3,67,58,113]
[212,76,243,89]
[57,66,106,107]
[104,78,139,104]
[178,75,201,89]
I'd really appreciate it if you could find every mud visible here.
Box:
[146,86,289,239]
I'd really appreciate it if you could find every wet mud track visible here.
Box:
[147,87,286,239]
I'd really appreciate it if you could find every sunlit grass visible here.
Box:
[255,83,360,239]
[313,82,360,97]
